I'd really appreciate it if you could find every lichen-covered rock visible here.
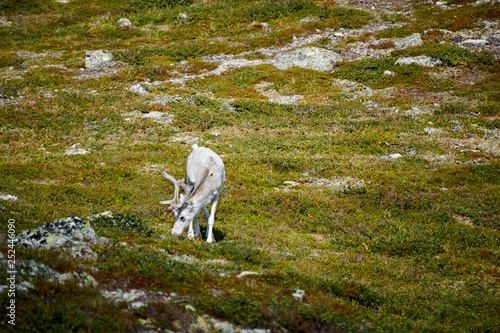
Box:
[394,33,423,49]
[13,216,98,249]
[395,55,443,67]
[85,50,115,69]
[273,47,342,72]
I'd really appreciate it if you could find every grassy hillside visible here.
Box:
[1,0,499,331]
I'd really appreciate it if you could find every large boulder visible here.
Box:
[13,216,98,249]
[273,47,342,72]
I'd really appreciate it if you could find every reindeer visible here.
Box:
[160,144,225,243]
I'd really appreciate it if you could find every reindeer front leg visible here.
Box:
[187,215,202,240]
[206,196,219,243]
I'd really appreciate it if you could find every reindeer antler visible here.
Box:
[160,171,191,212]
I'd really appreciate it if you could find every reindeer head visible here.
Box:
[160,171,195,236]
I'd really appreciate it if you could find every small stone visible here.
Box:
[270,95,304,105]
[473,0,498,5]
[94,237,110,245]
[274,47,342,72]
[382,153,402,160]
[0,194,18,201]
[237,271,261,278]
[116,18,135,28]
[452,214,475,227]
[292,289,305,301]
[68,245,98,261]
[394,33,423,49]
[141,111,175,124]
[423,127,442,135]
[129,84,148,95]
[143,95,195,106]
[130,301,145,309]
[85,50,115,69]
[87,211,113,220]
[395,56,442,67]
[461,39,488,47]
[64,148,89,156]
[299,16,318,23]
[185,304,196,311]
[383,70,395,77]
[177,13,189,21]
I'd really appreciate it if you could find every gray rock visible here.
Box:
[17,281,35,293]
[292,288,305,301]
[68,245,98,261]
[143,95,195,106]
[13,216,98,249]
[236,271,261,278]
[273,47,342,72]
[64,148,89,156]
[473,0,498,5]
[383,70,395,77]
[121,110,175,124]
[87,211,113,221]
[382,153,402,160]
[395,56,442,67]
[270,94,304,105]
[299,16,319,23]
[13,259,97,287]
[85,50,115,69]
[0,194,18,201]
[116,18,135,28]
[394,33,423,49]
[488,34,500,45]
[423,127,443,135]
[103,288,173,310]
[177,13,189,21]
[461,39,488,47]
[0,17,12,27]
[129,84,148,95]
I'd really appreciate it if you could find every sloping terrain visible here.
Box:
[0,0,499,332]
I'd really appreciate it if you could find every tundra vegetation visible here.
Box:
[0,0,499,332]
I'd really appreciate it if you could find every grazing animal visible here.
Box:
[160,144,225,243]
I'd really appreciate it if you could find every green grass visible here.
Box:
[0,0,499,332]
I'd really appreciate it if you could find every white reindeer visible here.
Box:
[160,144,225,243]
